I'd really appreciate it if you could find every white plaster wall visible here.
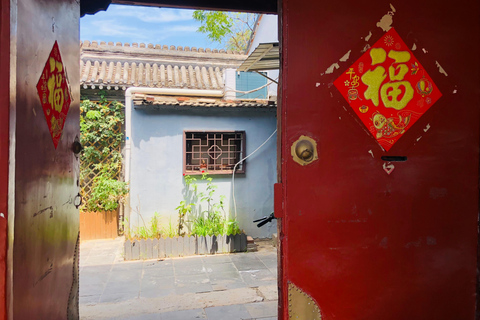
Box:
[224,68,237,100]
[248,14,279,99]
[128,107,277,238]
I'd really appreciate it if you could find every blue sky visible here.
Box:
[80,5,217,49]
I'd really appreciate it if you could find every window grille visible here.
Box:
[184,131,246,174]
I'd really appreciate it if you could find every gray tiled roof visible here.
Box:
[80,40,247,91]
[132,93,275,109]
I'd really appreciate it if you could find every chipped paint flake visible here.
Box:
[423,124,431,132]
[416,136,422,142]
[339,50,352,62]
[453,89,457,94]
[435,61,448,76]
[379,237,388,248]
[411,43,417,51]
[339,117,342,120]
[377,14,393,32]
[325,63,340,74]
[405,237,437,248]
[422,48,428,54]
[368,150,374,158]
[361,44,371,53]
[365,31,373,42]
[316,83,321,87]
[376,4,395,32]
[383,162,395,175]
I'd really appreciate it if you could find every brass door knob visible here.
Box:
[295,140,314,161]
[291,135,318,166]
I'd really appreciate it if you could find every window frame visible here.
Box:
[183,130,246,175]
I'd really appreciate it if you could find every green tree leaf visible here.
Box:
[192,10,257,52]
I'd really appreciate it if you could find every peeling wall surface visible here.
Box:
[129,107,277,238]
[281,0,480,319]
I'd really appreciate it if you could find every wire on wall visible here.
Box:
[224,77,278,95]
[231,129,277,219]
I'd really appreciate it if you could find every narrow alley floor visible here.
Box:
[79,237,278,320]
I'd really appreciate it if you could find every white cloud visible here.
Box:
[87,19,142,38]
[165,25,198,33]
[110,5,194,23]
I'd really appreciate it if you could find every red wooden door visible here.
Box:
[10,0,80,318]
[279,1,480,319]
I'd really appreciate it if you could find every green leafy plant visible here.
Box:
[89,173,129,211]
[80,96,128,212]
[161,217,178,238]
[224,219,241,236]
[125,212,165,240]
[183,173,241,237]
[176,201,192,237]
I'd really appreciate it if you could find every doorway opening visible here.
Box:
[78,4,280,319]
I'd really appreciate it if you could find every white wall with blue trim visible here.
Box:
[128,107,277,238]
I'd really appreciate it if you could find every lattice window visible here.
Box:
[184,131,246,174]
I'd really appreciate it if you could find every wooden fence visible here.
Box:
[80,210,118,240]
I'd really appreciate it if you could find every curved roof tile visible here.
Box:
[80,40,247,91]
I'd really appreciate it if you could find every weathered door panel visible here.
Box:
[0,1,9,319]
[12,0,80,318]
[281,1,479,319]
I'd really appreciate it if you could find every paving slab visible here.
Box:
[257,285,278,301]
[204,261,238,274]
[173,259,207,276]
[158,308,207,320]
[79,294,101,306]
[99,291,139,304]
[140,286,176,299]
[140,275,176,298]
[244,301,278,319]
[202,254,233,264]
[255,254,277,270]
[143,260,175,277]
[204,304,251,320]
[175,274,213,295]
[208,272,246,291]
[231,255,268,272]
[239,269,276,288]
[80,237,278,320]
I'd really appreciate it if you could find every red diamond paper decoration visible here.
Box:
[334,28,442,151]
[36,41,72,149]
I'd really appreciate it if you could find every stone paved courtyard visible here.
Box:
[80,237,278,320]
